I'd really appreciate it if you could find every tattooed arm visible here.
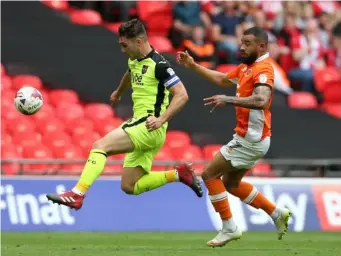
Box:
[204,84,272,110]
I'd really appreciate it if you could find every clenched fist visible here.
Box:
[110,90,121,106]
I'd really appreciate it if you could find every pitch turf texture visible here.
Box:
[2,232,340,256]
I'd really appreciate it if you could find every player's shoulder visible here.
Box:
[151,50,171,67]
[254,57,274,74]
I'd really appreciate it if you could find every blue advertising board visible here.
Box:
[1,177,341,232]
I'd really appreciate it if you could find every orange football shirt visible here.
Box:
[227,53,274,142]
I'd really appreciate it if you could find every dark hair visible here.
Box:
[118,19,147,39]
[244,26,268,44]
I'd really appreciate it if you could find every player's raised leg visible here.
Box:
[120,122,202,197]
[120,163,202,197]
[46,127,135,210]
[225,178,291,240]
[201,152,242,248]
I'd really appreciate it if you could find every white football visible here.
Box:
[14,87,43,115]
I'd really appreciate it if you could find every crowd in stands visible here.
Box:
[68,1,341,101]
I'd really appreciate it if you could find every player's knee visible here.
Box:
[120,182,135,195]
[201,165,219,181]
[92,138,108,153]
[224,179,240,190]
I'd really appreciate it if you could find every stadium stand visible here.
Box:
[1,1,341,177]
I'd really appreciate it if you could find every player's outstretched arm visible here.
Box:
[204,84,272,110]
[110,71,131,105]
[159,82,188,124]
[177,51,234,88]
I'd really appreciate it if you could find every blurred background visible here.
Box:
[1,1,341,234]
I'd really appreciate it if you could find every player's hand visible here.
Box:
[146,116,162,132]
[110,90,121,106]
[204,95,229,113]
[177,51,195,69]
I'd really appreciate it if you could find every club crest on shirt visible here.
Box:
[142,65,149,74]
[245,69,252,77]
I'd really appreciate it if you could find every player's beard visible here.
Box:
[240,51,258,65]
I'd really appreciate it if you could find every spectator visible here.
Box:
[183,26,216,69]
[170,1,211,48]
[277,14,302,73]
[325,22,341,68]
[211,1,243,64]
[288,18,325,93]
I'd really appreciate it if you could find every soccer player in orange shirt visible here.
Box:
[178,27,291,247]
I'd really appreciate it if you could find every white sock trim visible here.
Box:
[175,170,179,181]
[72,187,84,196]
[209,191,228,202]
[243,186,258,204]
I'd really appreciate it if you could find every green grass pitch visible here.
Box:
[2,232,341,256]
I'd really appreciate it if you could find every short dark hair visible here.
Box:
[118,19,147,39]
[244,26,268,44]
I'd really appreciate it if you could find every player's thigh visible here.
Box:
[123,118,166,152]
[123,144,160,173]
[93,127,134,155]
[121,166,146,190]
[202,151,237,180]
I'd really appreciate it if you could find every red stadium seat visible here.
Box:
[42,1,70,11]
[203,144,223,160]
[1,63,6,76]
[172,145,204,173]
[72,132,101,157]
[12,131,42,155]
[137,1,172,37]
[149,36,172,53]
[12,75,43,90]
[56,103,84,123]
[31,104,55,123]
[1,133,12,147]
[165,130,191,151]
[153,146,174,171]
[55,145,84,175]
[1,145,21,175]
[288,92,318,109]
[70,10,102,26]
[6,117,36,134]
[323,83,341,103]
[95,118,123,136]
[105,22,122,33]
[1,76,12,91]
[1,106,22,123]
[251,160,275,177]
[49,89,79,107]
[37,118,65,135]
[43,132,72,153]
[22,144,55,175]
[2,88,15,101]
[322,103,341,119]
[1,91,15,115]
[84,103,115,123]
[65,118,95,137]
[12,130,42,146]
[314,67,341,93]
[216,64,238,73]
[173,145,203,161]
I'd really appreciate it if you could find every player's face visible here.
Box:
[240,34,264,65]
[119,36,140,59]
